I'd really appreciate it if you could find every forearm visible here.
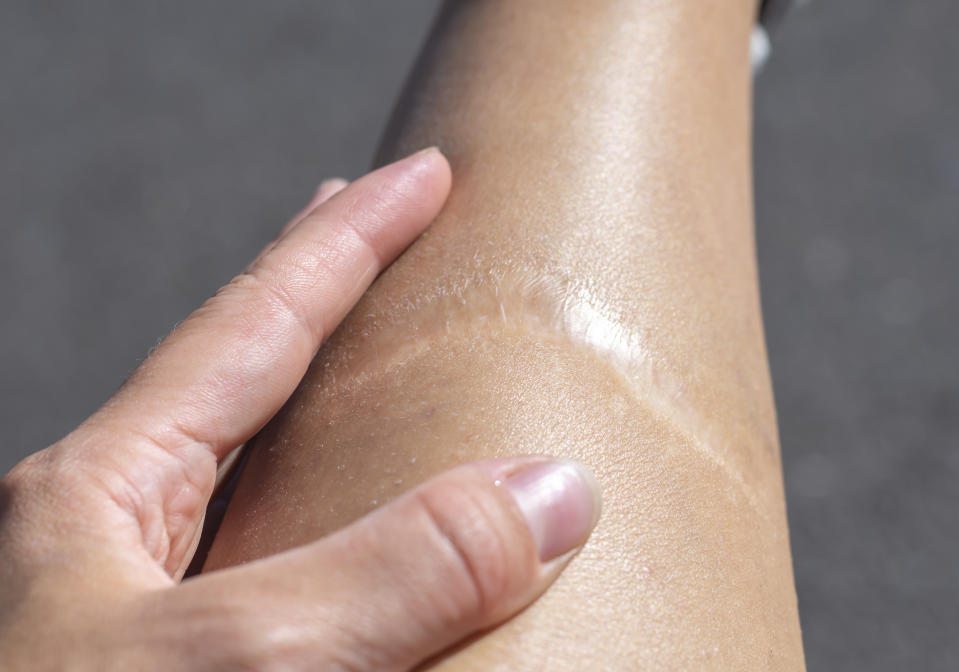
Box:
[207,1,804,668]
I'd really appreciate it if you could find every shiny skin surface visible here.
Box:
[206,1,806,669]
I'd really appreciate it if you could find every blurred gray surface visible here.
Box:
[1,1,956,669]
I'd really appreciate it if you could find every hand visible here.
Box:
[0,149,601,671]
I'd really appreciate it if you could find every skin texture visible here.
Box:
[207,0,806,669]
[1,153,604,671]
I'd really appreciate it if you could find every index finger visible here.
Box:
[91,148,450,460]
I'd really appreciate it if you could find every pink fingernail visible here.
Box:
[505,460,602,562]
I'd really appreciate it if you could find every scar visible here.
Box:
[319,270,777,519]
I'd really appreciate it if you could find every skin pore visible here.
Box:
[205,1,806,669]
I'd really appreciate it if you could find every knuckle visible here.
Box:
[223,266,320,346]
[2,449,66,506]
[3,451,44,489]
[0,449,82,557]
[413,474,534,623]
[340,192,392,267]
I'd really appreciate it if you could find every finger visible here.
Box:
[176,458,602,671]
[246,178,350,273]
[91,148,450,459]
[173,179,350,579]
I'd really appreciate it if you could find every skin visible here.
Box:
[0,153,601,670]
[207,0,806,670]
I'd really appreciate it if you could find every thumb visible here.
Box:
[171,457,601,671]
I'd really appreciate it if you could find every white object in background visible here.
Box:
[751,25,771,72]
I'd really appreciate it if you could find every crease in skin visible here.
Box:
[325,270,775,518]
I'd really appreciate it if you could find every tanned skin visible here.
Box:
[206,1,806,669]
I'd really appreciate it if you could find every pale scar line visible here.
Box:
[319,272,778,521]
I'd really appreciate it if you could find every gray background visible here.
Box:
[1,2,956,669]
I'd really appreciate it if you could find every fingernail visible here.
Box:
[505,460,602,562]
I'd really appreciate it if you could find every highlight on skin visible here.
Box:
[205,0,806,669]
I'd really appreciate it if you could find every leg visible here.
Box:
[206,1,805,669]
